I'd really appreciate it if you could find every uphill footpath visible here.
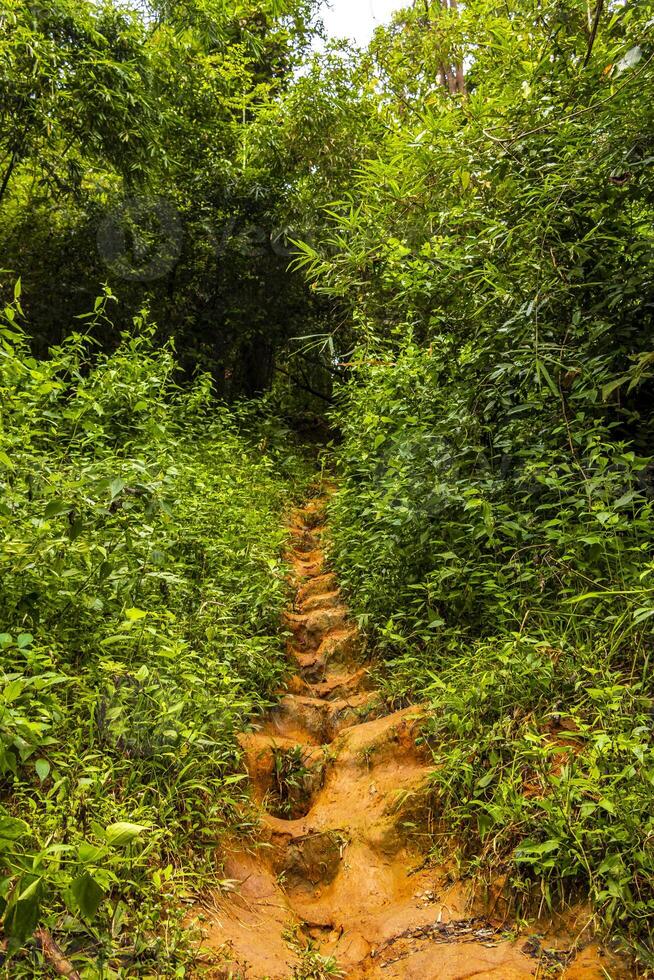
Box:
[192,492,634,980]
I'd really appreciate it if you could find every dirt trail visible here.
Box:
[192,494,633,979]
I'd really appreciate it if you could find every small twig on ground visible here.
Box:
[34,929,82,980]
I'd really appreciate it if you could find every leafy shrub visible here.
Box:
[327,343,654,963]
[0,286,307,973]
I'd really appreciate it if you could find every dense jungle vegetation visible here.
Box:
[1,0,654,974]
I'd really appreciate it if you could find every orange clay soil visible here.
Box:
[189,493,637,980]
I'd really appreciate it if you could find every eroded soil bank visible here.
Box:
[190,492,637,979]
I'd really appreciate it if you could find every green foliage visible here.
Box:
[2,0,654,967]
[330,345,654,646]
[0,288,307,972]
[289,0,654,965]
[421,638,654,944]
[327,340,654,967]
[0,0,326,392]
[0,0,158,193]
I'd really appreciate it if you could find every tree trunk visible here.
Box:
[437,0,466,96]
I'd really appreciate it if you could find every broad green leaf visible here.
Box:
[4,878,43,951]
[70,872,105,919]
[0,815,30,840]
[125,608,148,621]
[44,500,72,519]
[109,478,125,499]
[78,841,107,864]
[105,822,148,846]
[35,760,50,782]
[3,680,25,703]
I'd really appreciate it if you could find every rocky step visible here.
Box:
[265,817,347,890]
[261,765,436,898]
[285,667,371,701]
[309,667,374,701]
[288,525,322,553]
[287,517,325,538]
[316,625,363,662]
[296,572,338,606]
[287,626,364,681]
[288,552,325,581]
[284,606,350,650]
[287,626,363,681]
[263,692,380,745]
[331,705,428,770]
[297,589,342,613]
[275,836,453,939]
[298,498,327,529]
[271,709,435,858]
[287,649,329,683]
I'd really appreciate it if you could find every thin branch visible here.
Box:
[273,364,335,404]
[583,0,605,68]
[505,52,654,146]
[0,151,17,207]
[291,350,341,377]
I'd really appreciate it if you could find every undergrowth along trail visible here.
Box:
[0,292,310,974]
